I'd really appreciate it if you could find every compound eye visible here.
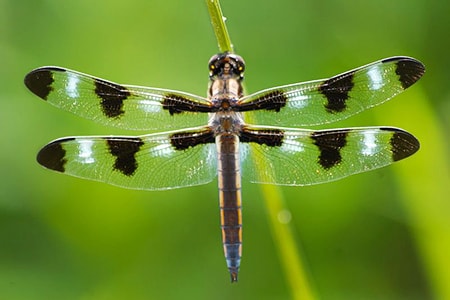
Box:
[230,55,245,73]
[208,53,221,67]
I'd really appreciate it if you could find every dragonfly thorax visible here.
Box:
[209,109,244,135]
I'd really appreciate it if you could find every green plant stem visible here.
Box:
[261,184,317,300]
[205,0,234,53]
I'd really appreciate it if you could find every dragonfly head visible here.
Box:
[209,53,245,80]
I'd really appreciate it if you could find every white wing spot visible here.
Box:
[367,66,383,90]
[152,143,175,157]
[66,73,80,98]
[78,140,95,164]
[139,100,162,113]
[361,131,378,156]
[281,138,305,153]
[287,92,309,109]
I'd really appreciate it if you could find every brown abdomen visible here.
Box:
[216,133,242,282]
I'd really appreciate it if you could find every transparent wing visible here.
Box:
[37,126,217,190]
[25,67,212,131]
[239,57,424,127]
[241,126,419,186]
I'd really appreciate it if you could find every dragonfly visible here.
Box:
[24,53,424,282]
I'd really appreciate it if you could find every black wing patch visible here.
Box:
[381,127,420,161]
[392,58,425,89]
[24,67,62,100]
[37,137,74,172]
[311,130,349,169]
[95,79,131,118]
[318,72,355,113]
[106,138,144,176]
[236,91,288,112]
[169,129,215,150]
[240,128,285,146]
[162,94,213,115]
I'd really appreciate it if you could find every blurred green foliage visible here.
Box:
[1,0,448,299]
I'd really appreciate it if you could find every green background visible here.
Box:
[1,0,448,299]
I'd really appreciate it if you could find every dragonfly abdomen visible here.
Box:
[216,134,242,282]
